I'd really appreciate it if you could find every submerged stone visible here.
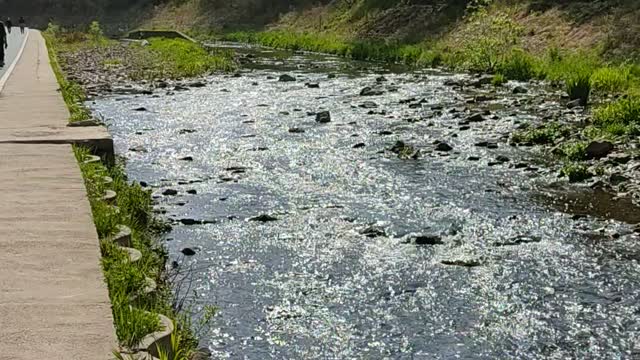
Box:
[315,111,331,123]
[279,74,296,82]
[248,214,279,222]
[181,247,197,256]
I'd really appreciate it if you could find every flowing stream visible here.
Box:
[90,44,640,359]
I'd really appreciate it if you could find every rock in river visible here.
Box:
[248,214,279,222]
[279,74,296,82]
[360,86,384,96]
[162,189,178,196]
[585,141,613,159]
[359,101,378,109]
[181,247,197,256]
[360,225,387,238]
[512,86,528,94]
[466,113,485,123]
[435,142,453,152]
[412,234,444,245]
[316,111,331,123]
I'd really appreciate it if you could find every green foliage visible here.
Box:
[448,8,522,72]
[560,141,588,161]
[498,49,538,81]
[138,38,235,79]
[560,163,591,183]
[593,95,640,135]
[111,289,161,348]
[225,31,435,66]
[492,73,507,86]
[539,52,600,83]
[511,123,570,145]
[73,147,202,354]
[590,66,632,93]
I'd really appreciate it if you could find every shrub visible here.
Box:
[88,20,105,45]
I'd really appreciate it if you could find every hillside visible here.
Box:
[143,0,640,61]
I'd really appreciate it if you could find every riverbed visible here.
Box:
[89,44,640,359]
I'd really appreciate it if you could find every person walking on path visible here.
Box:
[0,20,7,67]
[5,18,12,34]
[18,16,25,34]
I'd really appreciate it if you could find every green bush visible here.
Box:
[593,95,640,129]
[561,141,588,161]
[88,20,105,45]
[511,123,570,145]
[560,163,591,183]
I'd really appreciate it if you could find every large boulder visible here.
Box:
[585,141,613,159]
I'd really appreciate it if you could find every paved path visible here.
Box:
[0,30,116,360]
[0,28,26,81]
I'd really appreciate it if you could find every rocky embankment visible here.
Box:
[59,41,214,99]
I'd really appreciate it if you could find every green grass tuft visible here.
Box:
[498,49,538,81]
[591,66,632,93]
[492,73,507,86]
[566,72,592,106]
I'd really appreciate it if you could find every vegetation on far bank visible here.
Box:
[222,2,640,184]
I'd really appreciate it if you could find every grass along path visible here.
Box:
[75,147,214,358]
[42,21,220,357]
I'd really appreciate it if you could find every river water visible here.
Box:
[90,44,640,359]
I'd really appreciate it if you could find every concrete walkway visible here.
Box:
[0,30,116,359]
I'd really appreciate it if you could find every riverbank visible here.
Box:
[43,21,237,123]
[44,23,219,358]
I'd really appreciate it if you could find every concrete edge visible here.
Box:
[82,155,173,357]
[0,30,30,93]
[102,189,117,204]
[113,225,132,247]
[134,314,175,358]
